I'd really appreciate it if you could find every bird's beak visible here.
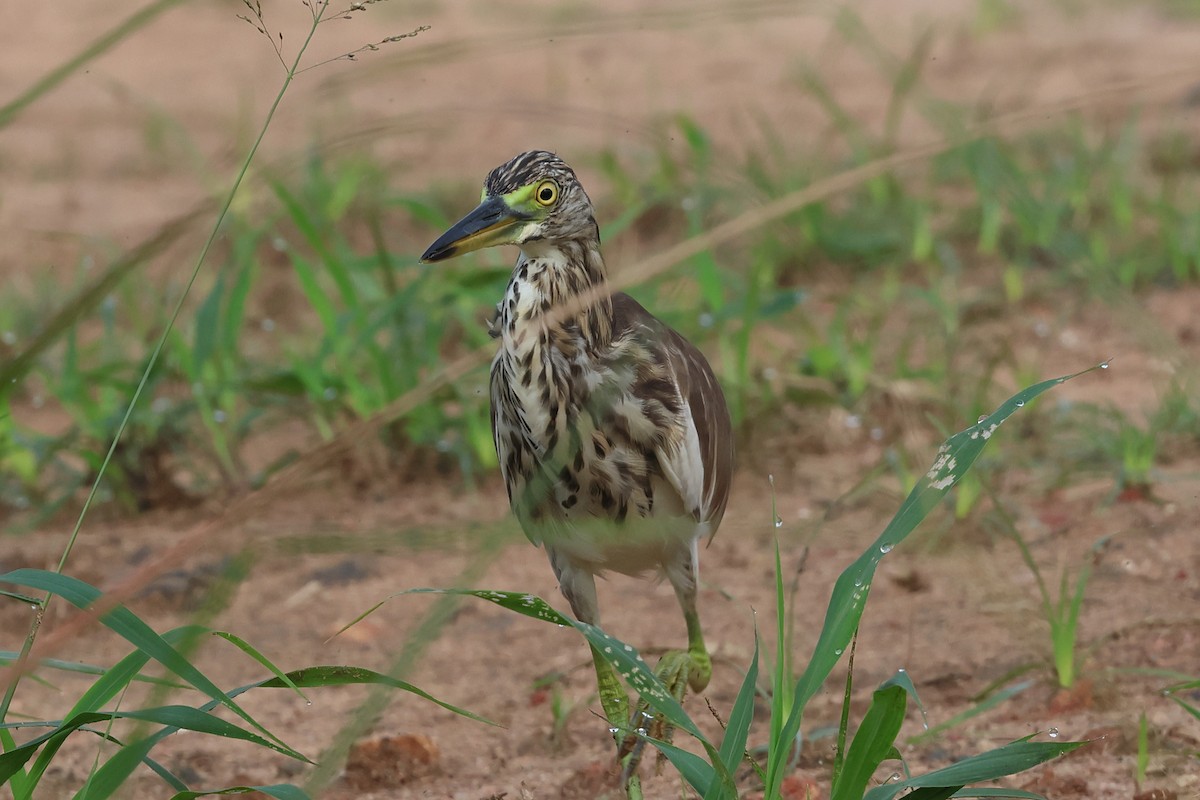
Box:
[420,195,529,263]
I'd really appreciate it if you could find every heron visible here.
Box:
[421,150,733,756]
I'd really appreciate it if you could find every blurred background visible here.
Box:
[2,1,1199,797]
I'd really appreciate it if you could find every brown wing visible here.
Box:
[610,292,734,530]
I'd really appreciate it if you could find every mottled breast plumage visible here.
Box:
[476,150,732,577]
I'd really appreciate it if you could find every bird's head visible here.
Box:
[420,150,596,263]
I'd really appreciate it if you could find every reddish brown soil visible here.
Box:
[3,2,1200,799]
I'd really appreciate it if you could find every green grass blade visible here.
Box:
[767,363,1106,797]
[1168,694,1200,723]
[76,733,187,800]
[192,271,225,373]
[643,735,719,795]
[831,681,908,800]
[2,705,303,787]
[211,631,308,703]
[393,589,704,739]
[0,570,302,759]
[0,728,64,782]
[290,252,338,334]
[390,590,742,789]
[1,590,41,604]
[65,626,198,718]
[74,735,156,800]
[272,179,358,309]
[257,666,496,726]
[22,627,199,790]
[862,740,1085,800]
[108,705,299,752]
[393,587,573,623]
[705,631,758,800]
[576,621,703,738]
[0,726,31,799]
[769,537,789,761]
[70,663,480,797]
[0,652,180,688]
[221,253,256,360]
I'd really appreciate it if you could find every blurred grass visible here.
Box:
[3,2,1200,796]
[6,99,1199,518]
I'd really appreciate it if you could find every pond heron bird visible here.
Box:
[421,150,733,754]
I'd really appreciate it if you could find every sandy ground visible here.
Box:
[3,1,1200,798]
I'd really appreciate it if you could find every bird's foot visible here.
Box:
[617,649,694,781]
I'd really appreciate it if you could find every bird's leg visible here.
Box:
[672,539,712,692]
[550,554,642,796]
[549,552,633,740]
[683,599,712,692]
[618,541,711,776]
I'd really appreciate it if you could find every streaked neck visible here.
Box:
[500,239,613,352]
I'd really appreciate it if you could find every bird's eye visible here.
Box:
[534,180,559,207]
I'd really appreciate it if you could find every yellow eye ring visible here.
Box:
[534,179,559,207]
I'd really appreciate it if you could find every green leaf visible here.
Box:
[395,589,701,737]
[574,621,704,740]
[0,570,302,761]
[21,627,200,791]
[0,590,41,604]
[258,666,496,726]
[272,179,357,310]
[338,588,571,637]
[1,706,299,787]
[193,270,225,372]
[642,736,717,794]
[212,631,308,704]
[766,362,1106,798]
[382,589,733,787]
[862,740,1085,800]
[831,681,907,800]
[0,652,180,687]
[74,727,185,800]
[1168,693,1200,723]
[710,632,758,798]
[289,252,337,335]
[0,727,30,798]
[222,255,256,359]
